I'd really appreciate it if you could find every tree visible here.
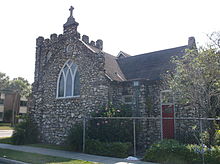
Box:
[163,33,220,146]
[7,77,31,98]
[0,72,9,90]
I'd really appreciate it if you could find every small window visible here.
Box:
[57,60,80,98]
[122,95,133,104]
[160,90,173,104]
[0,99,4,105]
[0,112,3,121]
[20,101,27,107]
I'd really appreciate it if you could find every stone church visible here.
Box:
[31,6,196,146]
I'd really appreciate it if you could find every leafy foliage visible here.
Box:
[0,72,9,90]
[144,139,194,164]
[215,130,220,145]
[144,139,220,164]
[65,123,83,151]
[7,77,31,97]
[85,139,132,158]
[3,109,12,122]
[163,34,220,146]
[11,115,38,145]
[88,103,133,142]
[0,72,31,98]
[65,104,134,157]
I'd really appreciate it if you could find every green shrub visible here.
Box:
[85,139,132,158]
[65,104,134,157]
[200,129,220,146]
[143,139,195,164]
[205,146,220,164]
[3,109,12,122]
[65,123,83,151]
[87,104,135,143]
[215,130,220,145]
[11,116,38,145]
[144,139,220,164]
[187,145,220,164]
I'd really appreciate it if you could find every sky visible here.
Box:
[0,0,220,83]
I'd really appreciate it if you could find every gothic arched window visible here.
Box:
[57,60,80,98]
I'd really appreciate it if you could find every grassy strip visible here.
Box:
[0,148,100,164]
[0,137,12,144]
[0,123,11,126]
[0,123,13,130]
[0,138,69,150]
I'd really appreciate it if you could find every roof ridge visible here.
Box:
[117,45,188,60]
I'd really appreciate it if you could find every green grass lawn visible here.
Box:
[0,148,101,164]
[0,137,71,151]
[0,123,13,130]
[0,137,12,144]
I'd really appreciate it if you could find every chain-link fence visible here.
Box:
[80,116,220,158]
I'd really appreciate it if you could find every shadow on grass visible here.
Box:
[0,148,97,164]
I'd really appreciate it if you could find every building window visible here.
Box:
[0,99,4,105]
[0,112,3,121]
[122,95,133,104]
[57,60,80,98]
[20,101,27,107]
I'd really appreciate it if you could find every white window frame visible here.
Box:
[56,60,80,98]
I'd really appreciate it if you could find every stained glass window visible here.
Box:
[57,60,80,98]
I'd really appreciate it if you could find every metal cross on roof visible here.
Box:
[69,6,74,17]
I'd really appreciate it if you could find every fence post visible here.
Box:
[133,119,136,156]
[83,117,86,153]
[199,119,205,164]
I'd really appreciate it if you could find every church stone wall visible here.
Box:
[110,80,162,149]
[31,33,110,144]
[30,6,199,148]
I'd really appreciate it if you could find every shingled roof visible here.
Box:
[82,42,126,81]
[82,39,191,82]
[117,45,188,81]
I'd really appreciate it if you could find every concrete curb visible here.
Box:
[0,157,29,164]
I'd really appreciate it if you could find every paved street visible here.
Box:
[0,130,13,138]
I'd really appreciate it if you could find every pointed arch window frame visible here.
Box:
[56,60,80,98]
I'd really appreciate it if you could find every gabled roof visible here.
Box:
[84,43,126,81]
[82,39,188,82]
[103,52,126,81]
[117,45,188,81]
[117,51,131,59]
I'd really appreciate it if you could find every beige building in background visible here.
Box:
[0,91,28,122]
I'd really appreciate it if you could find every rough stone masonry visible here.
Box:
[30,6,196,148]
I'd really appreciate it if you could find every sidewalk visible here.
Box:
[0,143,157,164]
[0,130,13,138]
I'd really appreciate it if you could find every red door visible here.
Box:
[162,105,174,139]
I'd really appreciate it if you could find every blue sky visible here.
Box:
[0,0,220,83]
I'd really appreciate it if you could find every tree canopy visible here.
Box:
[164,34,220,118]
[0,72,9,91]
[163,33,220,146]
[0,72,31,97]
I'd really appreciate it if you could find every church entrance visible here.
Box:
[160,90,175,139]
[162,104,174,139]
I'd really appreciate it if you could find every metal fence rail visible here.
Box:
[81,116,220,158]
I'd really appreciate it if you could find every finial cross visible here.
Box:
[69,6,74,17]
